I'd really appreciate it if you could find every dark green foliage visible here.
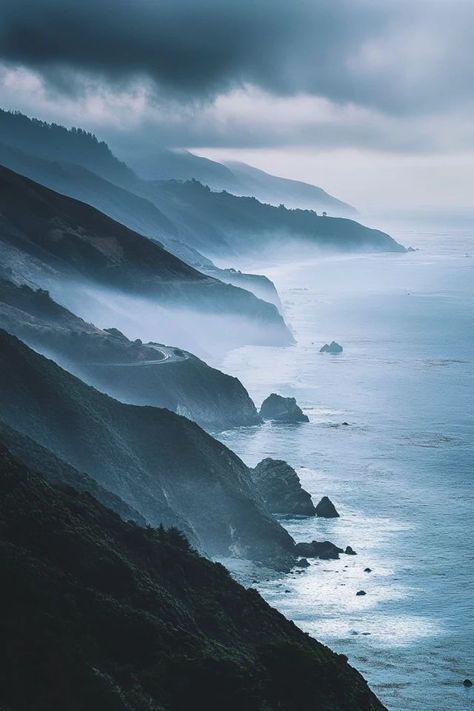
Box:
[0,445,386,711]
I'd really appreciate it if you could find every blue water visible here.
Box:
[216,220,474,710]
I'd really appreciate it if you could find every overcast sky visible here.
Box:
[0,0,473,211]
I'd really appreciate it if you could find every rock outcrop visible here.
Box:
[315,496,340,518]
[320,341,343,354]
[250,458,316,516]
[259,394,309,423]
[294,540,344,560]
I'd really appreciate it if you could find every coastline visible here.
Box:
[216,222,474,710]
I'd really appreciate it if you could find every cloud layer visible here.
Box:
[1,0,473,113]
[0,0,473,161]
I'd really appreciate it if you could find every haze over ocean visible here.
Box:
[218,216,474,710]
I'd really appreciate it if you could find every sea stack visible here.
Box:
[250,458,316,516]
[320,341,343,354]
[259,393,309,423]
[315,496,339,518]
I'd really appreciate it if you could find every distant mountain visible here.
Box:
[0,142,282,308]
[0,165,292,350]
[224,160,357,215]
[140,179,405,258]
[0,444,386,710]
[0,275,261,430]
[122,146,356,215]
[0,329,294,565]
[0,110,404,260]
[0,108,133,185]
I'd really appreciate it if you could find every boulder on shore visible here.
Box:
[259,393,309,423]
[250,458,316,516]
[315,496,339,518]
[345,545,357,555]
[294,558,310,568]
[320,341,343,354]
[294,540,343,560]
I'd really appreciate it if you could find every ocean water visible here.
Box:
[216,218,474,710]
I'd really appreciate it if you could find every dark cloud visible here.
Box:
[0,0,473,115]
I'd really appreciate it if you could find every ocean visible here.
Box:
[215,216,474,710]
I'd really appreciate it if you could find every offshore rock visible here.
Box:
[259,393,309,423]
[250,458,316,516]
[320,341,343,354]
[315,496,340,518]
[294,540,343,560]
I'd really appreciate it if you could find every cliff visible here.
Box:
[0,275,261,430]
[0,329,293,566]
[0,444,386,710]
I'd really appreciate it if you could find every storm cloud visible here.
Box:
[0,0,473,115]
[0,0,473,209]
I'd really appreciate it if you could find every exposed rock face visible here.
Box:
[0,444,387,711]
[345,546,357,555]
[0,329,294,568]
[250,458,316,516]
[294,540,344,560]
[315,496,340,518]
[294,557,310,568]
[356,590,367,596]
[259,394,309,423]
[320,341,343,354]
[0,275,262,431]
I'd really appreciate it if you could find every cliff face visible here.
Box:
[0,276,261,430]
[0,444,386,711]
[0,330,292,566]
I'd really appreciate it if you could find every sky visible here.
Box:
[0,0,473,212]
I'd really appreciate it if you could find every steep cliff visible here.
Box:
[0,330,293,566]
[0,444,386,711]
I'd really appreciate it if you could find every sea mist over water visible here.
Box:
[216,216,474,711]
